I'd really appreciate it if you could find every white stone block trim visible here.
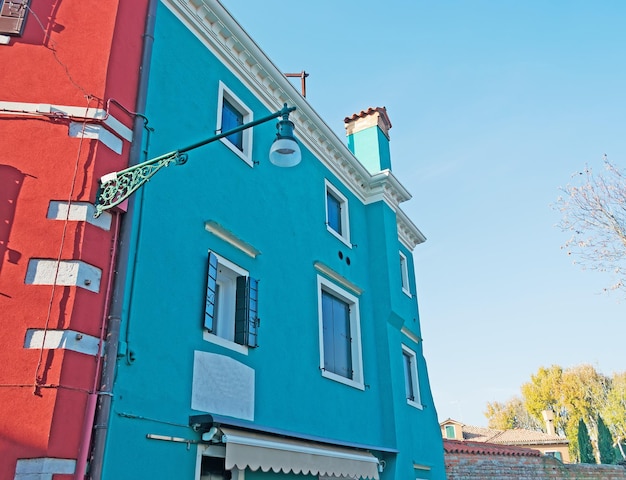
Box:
[69,122,123,153]
[47,201,112,231]
[24,329,104,356]
[0,101,133,154]
[15,458,76,480]
[25,259,102,293]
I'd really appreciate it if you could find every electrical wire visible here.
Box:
[33,98,94,392]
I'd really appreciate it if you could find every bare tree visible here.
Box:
[556,156,626,293]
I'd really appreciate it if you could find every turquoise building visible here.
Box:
[97,1,446,479]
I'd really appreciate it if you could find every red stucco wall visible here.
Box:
[0,0,148,477]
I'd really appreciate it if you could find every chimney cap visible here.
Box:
[344,106,392,128]
[344,107,392,140]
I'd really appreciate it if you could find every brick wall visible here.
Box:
[445,448,626,480]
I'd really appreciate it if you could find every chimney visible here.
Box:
[542,409,556,436]
[344,107,392,174]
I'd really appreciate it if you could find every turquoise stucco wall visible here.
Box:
[100,2,445,479]
[346,126,392,173]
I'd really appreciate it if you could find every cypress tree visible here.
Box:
[578,419,596,463]
[597,415,616,464]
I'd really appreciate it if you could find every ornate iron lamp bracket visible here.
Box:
[93,104,297,218]
[94,151,188,217]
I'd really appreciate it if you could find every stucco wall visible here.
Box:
[445,452,626,480]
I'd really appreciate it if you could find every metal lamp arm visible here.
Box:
[94,104,296,218]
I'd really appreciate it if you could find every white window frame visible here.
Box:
[203,252,249,355]
[444,424,456,439]
[324,180,351,247]
[401,344,422,409]
[216,81,254,166]
[317,275,364,390]
[399,251,411,297]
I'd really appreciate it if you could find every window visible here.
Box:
[401,345,422,408]
[445,425,456,439]
[0,0,29,36]
[216,82,253,165]
[205,252,259,350]
[325,180,350,246]
[317,275,363,389]
[545,451,563,461]
[399,251,411,296]
[222,98,243,150]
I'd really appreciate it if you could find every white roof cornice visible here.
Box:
[165,0,426,248]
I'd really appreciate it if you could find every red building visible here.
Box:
[0,1,148,478]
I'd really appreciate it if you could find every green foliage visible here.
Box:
[485,398,542,431]
[521,365,565,432]
[598,415,616,464]
[485,364,626,463]
[602,372,626,461]
[578,419,596,464]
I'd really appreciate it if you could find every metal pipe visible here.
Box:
[285,71,308,97]
[74,211,120,480]
[87,0,157,477]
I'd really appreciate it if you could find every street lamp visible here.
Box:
[94,104,300,217]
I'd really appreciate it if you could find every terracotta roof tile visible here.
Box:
[344,107,392,128]
[441,418,569,446]
[443,439,542,457]
[461,425,501,442]
[489,428,568,445]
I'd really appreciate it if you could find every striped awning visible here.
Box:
[220,427,380,480]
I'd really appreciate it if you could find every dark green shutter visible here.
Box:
[235,276,259,347]
[204,252,218,332]
[0,0,29,36]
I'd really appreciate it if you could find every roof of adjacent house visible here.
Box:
[443,439,542,457]
[489,428,568,446]
[441,418,569,446]
[457,424,500,442]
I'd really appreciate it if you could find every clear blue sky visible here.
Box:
[222,0,626,427]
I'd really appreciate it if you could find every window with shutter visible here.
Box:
[204,252,218,332]
[321,291,352,378]
[399,251,411,296]
[204,252,259,350]
[221,98,244,151]
[216,81,254,166]
[235,276,259,348]
[402,350,415,401]
[326,192,342,235]
[317,275,363,389]
[401,344,422,408]
[324,180,351,247]
[0,0,30,36]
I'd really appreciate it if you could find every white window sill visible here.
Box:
[321,369,364,390]
[219,137,254,167]
[326,226,352,248]
[203,331,248,356]
[407,399,424,410]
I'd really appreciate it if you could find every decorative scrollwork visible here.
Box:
[94,151,184,217]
